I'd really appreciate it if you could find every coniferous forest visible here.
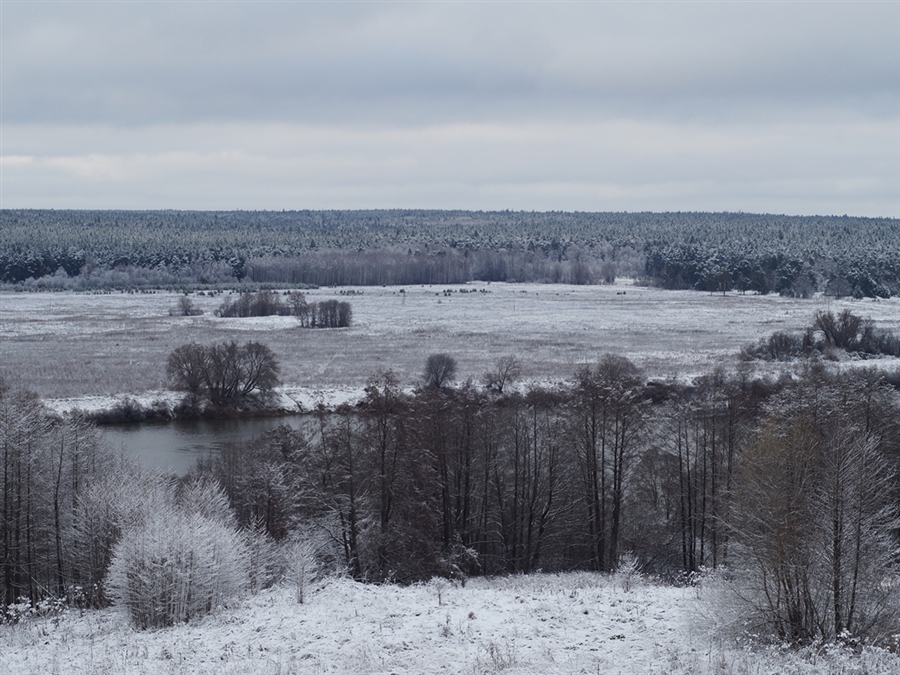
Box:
[2,210,899,297]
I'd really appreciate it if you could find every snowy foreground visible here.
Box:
[3,573,899,675]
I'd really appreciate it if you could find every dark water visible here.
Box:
[101,416,307,475]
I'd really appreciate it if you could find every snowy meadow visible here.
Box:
[2,281,899,402]
[5,572,900,675]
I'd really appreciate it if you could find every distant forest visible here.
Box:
[2,210,898,297]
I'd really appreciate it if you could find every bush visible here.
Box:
[744,311,899,361]
[71,463,174,607]
[106,481,248,629]
[743,330,814,361]
[170,295,203,317]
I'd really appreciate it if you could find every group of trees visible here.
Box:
[4,210,898,297]
[213,290,352,328]
[0,380,268,628]
[187,357,900,645]
[166,341,279,410]
[730,378,900,644]
[0,377,304,628]
[0,381,110,609]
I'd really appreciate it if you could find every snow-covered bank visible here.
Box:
[41,385,370,420]
[2,573,898,675]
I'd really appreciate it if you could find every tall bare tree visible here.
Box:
[424,353,457,389]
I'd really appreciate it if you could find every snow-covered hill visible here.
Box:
[3,572,898,674]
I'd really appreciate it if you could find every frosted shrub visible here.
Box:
[179,477,235,526]
[613,552,642,593]
[282,533,323,604]
[481,639,517,671]
[244,524,280,594]
[2,595,69,624]
[72,462,174,607]
[106,508,248,629]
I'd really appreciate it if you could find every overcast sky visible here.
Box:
[2,1,898,216]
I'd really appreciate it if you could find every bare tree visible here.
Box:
[166,343,207,405]
[286,290,308,318]
[170,295,203,317]
[166,341,279,409]
[239,342,280,398]
[482,355,522,394]
[727,380,900,645]
[424,354,457,389]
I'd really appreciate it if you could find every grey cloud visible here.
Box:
[2,2,897,216]
[3,2,896,126]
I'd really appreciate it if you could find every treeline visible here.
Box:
[191,360,900,646]
[3,209,898,296]
[644,243,899,298]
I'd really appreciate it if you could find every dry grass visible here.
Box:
[2,283,898,398]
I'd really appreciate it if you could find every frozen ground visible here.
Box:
[3,572,898,675]
[2,282,899,399]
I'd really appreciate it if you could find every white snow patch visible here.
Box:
[2,573,898,674]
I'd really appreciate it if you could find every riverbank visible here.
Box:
[42,386,368,423]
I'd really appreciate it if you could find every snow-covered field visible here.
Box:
[2,282,899,400]
[3,572,898,675]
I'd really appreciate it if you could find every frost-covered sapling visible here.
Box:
[282,534,322,604]
[613,552,642,593]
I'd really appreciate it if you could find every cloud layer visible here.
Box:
[2,2,898,215]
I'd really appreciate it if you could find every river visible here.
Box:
[101,416,307,476]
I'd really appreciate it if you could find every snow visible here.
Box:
[42,386,368,418]
[3,573,898,674]
[4,283,899,399]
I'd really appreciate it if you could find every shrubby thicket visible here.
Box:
[3,210,898,297]
[743,310,900,361]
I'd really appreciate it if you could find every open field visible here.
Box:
[4,572,899,675]
[2,282,899,400]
